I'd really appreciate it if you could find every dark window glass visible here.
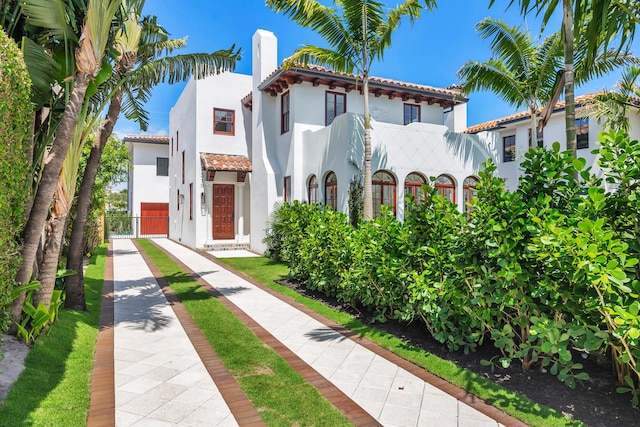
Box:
[435,174,455,203]
[308,175,318,204]
[404,104,420,125]
[214,108,235,135]
[373,170,396,217]
[503,135,516,162]
[156,157,169,176]
[281,92,290,134]
[326,91,346,125]
[576,117,589,149]
[325,172,338,210]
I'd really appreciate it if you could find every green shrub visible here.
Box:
[263,132,640,405]
[0,28,32,334]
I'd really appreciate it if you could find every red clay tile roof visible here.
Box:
[123,135,170,144]
[243,63,465,109]
[200,153,252,172]
[464,93,605,134]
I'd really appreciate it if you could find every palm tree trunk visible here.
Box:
[361,3,373,221]
[563,0,577,156]
[10,72,92,326]
[32,197,69,308]
[65,92,122,310]
[362,74,373,221]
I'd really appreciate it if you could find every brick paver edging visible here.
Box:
[152,240,381,427]
[132,239,266,426]
[197,250,528,427]
[87,243,116,427]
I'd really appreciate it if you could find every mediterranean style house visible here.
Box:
[465,94,640,191]
[166,29,498,253]
[125,30,640,254]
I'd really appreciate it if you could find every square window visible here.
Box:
[503,135,516,162]
[214,108,235,135]
[156,157,168,176]
[404,104,420,125]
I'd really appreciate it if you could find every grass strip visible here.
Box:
[0,245,107,426]
[218,256,585,427]
[136,239,352,427]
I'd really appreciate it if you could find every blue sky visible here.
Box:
[113,0,639,136]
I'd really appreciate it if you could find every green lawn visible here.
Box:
[0,245,106,427]
[137,239,352,427]
[219,256,585,427]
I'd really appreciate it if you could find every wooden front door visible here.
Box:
[212,184,235,239]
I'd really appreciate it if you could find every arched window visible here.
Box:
[463,176,479,212]
[404,172,426,202]
[373,170,396,217]
[435,174,455,203]
[325,172,337,210]
[308,175,318,204]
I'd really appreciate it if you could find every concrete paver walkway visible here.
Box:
[91,238,524,426]
[112,239,237,427]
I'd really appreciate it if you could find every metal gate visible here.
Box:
[105,216,169,239]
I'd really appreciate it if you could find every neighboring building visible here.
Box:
[465,94,640,191]
[124,135,170,235]
[168,29,497,253]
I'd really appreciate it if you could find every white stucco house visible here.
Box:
[167,29,498,253]
[466,94,640,191]
[124,135,170,236]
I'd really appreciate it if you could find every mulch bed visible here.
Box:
[277,279,640,427]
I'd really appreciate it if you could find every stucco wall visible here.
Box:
[493,109,640,191]
[129,143,169,216]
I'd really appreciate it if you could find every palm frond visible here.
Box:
[285,45,358,75]
[266,0,358,69]
[84,0,121,65]
[476,18,535,78]
[458,60,528,108]
[121,85,150,131]
[618,65,640,98]
[20,0,79,46]
[375,0,423,61]
[21,36,60,108]
[138,37,187,62]
[575,48,638,84]
[128,48,241,87]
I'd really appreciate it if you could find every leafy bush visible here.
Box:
[263,131,640,405]
[0,29,32,334]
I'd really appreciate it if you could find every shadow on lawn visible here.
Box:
[0,246,105,425]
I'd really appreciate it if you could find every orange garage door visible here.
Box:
[140,202,169,235]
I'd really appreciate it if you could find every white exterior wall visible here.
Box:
[444,102,468,133]
[250,30,280,254]
[169,72,252,248]
[128,142,169,216]
[494,109,640,191]
[298,113,498,217]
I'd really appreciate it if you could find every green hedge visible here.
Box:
[265,130,640,406]
[0,28,33,333]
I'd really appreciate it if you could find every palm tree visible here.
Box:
[10,0,121,327]
[493,0,639,155]
[266,0,431,220]
[458,17,635,148]
[63,13,241,310]
[458,18,563,147]
[590,65,640,132]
